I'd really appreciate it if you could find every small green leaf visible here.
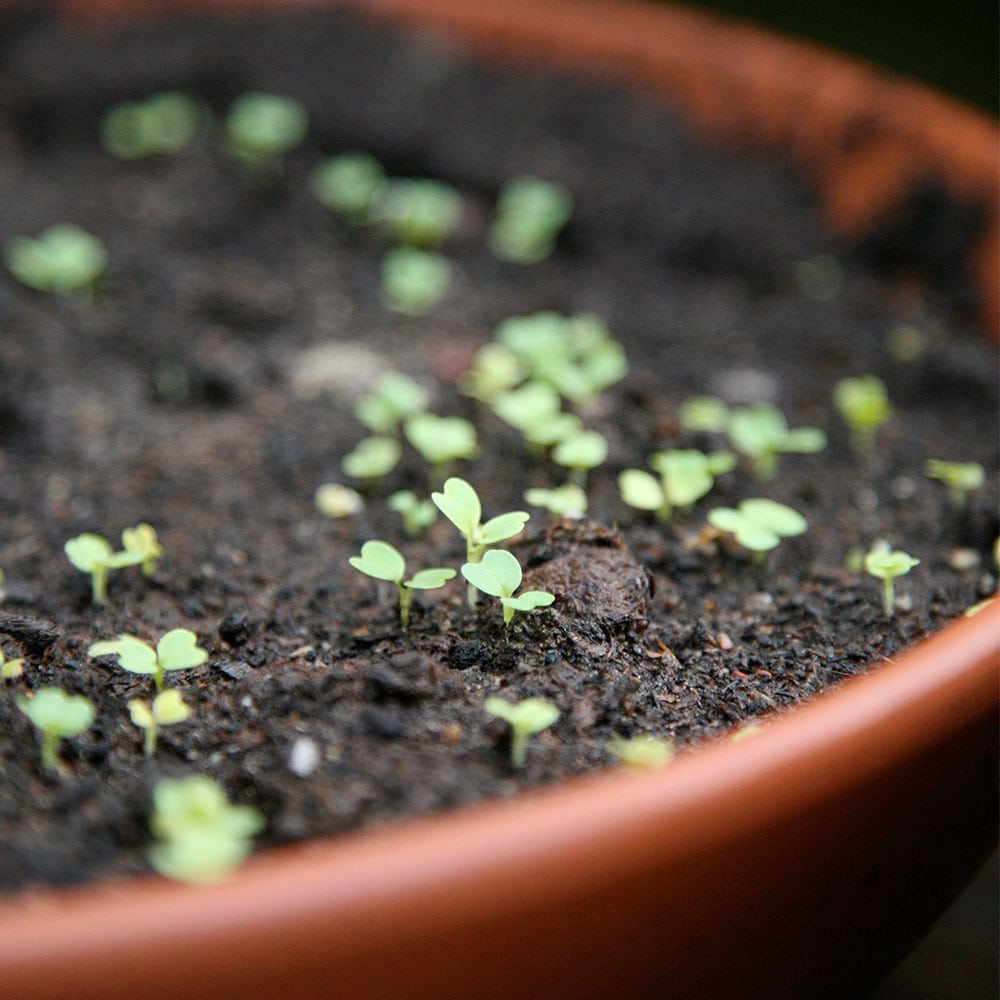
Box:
[406,567,456,590]
[349,540,406,583]
[64,534,113,572]
[89,635,158,675]
[17,688,95,737]
[431,477,481,539]
[341,436,402,480]
[523,484,588,518]
[156,628,208,673]
[502,591,554,612]
[479,511,530,547]
[404,413,477,465]
[618,469,664,511]
[462,548,523,599]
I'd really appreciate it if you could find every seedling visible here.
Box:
[148,775,265,884]
[461,548,554,629]
[923,459,985,511]
[404,413,477,474]
[833,375,892,457]
[4,223,107,295]
[483,696,559,767]
[523,483,589,518]
[121,522,162,576]
[314,482,365,518]
[381,246,451,315]
[707,498,808,554]
[89,628,208,693]
[726,403,826,480]
[310,151,386,224]
[606,735,675,769]
[371,178,463,247]
[552,429,609,487]
[128,689,191,758]
[1,644,24,679]
[387,490,438,537]
[678,395,730,434]
[489,175,573,264]
[64,532,144,604]
[100,91,200,160]
[490,380,582,450]
[340,436,402,486]
[16,687,95,772]
[618,449,735,521]
[864,548,920,617]
[431,477,528,563]
[349,540,455,626]
[224,92,308,169]
[355,372,429,435]
[458,343,524,404]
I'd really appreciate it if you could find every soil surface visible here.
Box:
[0,7,996,896]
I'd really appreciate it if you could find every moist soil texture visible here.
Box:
[0,6,996,896]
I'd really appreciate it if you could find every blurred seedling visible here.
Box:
[923,459,985,512]
[17,687,95,772]
[89,628,208,694]
[489,175,573,264]
[483,696,559,768]
[461,548,554,629]
[381,247,451,315]
[606,734,675,770]
[224,92,308,170]
[707,498,808,556]
[832,375,892,458]
[121,523,162,576]
[1,644,24,679]
[100,91,200,160]
[340,436,402,488]
[129,689,191,758]
[678,395,730,434]
[491,380,582,451]
[404,413,477,477]
[349,540,455,626]
[148,775,265,884]
[458,343,524,405]
[355,372,429,435]
[552,429,609,488]
[371,178,463,247]
[4,224,107,295]
[314,482,365,519]
[864,548,920,617]
[726,403,826,480]
[387,490,438,537]
[523,483,588,519]
[64,532,144,604]
[310,151,386,224]
[618,449,735,522]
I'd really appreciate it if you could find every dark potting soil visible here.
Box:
[0,6,996,896]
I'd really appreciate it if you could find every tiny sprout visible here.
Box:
[120,523,162,576]
[489,175,573,264]
[340,436,402,485]
[606,735,675,770]
[128,688,191,758]
[371,178,463,247]
[708,498,808,554]
[458,343,524,404]
[461,548,554,629]
[381,246,451,315]
[678,395,729,434]
[314,482,365,519]
[491,381,582,449]
[89,628,207,693]
[64,532,143,604]
[355,372,429,435]
[833,375,892,457]
[149,775,265,884]
[726,403,826,480]
[619,449,735,521]
[1,644,24,679]
[864,548,920,617]
[310,151,386,224]
[523,483,588,519]
[349,540,455,626]
[100,92,200,160]
[224,92,308,168]
[5,224,107,295]
[404,413,477,473]
[923,459,985,511]
[387,490,438,537]
[431,477,528,564]
[483,696,559,768]
[17,688,95,772]
[552,430,609,488]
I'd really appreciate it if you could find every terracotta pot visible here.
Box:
[0,3,996,998]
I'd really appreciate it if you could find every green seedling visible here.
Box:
[387,490,438,537]
[5,223,107,295]
[16,687,95,772]
[678,395,730,434]
[726,403,826,480]
[100,91,200,160]
[458,343,524,404]
[832,375,892,457]
[606,734,675,770]
[310,151,386,224]
[340,436,402,486]
[64,532,144,604]
[1,644,24,679]
[552,429,609,487]
[314,482,365,518]
[523,483,588,518]
[355,372,429,435]
[490,380,582,450]
[349,540,455,626]
[618,449,735,521]
[708,498,808,554]
[148,775,265,884]
[864,548,920,617]
[461,548,554,629]
[483,696,559,768]
[128,688,191,758]
[431,477,528,563]
[89,628,208,693]
[224,92,308,169]
[121,522,162,576]
[371,178,463,247]
[381,246,451,315]
[404,413,477,474]
[923,459,985,511]
[489,175,573,264]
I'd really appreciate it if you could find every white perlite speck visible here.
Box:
[288,737,321,777]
